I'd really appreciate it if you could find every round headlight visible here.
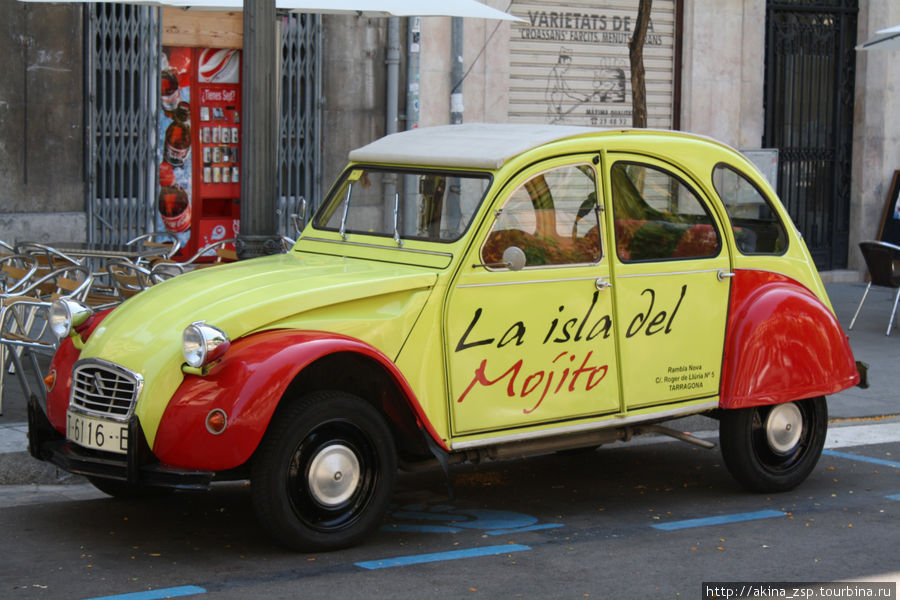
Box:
[182,322,230,368]
[49,298,93,340]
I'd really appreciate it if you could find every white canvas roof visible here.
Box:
[17,0,523,20]
[348,123,600,170]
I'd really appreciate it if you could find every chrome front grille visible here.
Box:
[70,360,142,420]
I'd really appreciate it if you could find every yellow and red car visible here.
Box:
[31,124,861,551]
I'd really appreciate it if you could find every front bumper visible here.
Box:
[28,394,214,490]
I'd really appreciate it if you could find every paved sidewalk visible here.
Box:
[824,282,900,421]
[0,282,897,485]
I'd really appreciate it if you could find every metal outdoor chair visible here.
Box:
[126,231,184,265]
[147,238,239,282]
[0,254,40,295]
[0,264,94,411]
[107,259,155,299]
[194,238,238,264]
[17,241,82,269]
[149,261,186,283]
[849,240,900,335]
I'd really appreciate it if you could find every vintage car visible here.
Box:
[31,124,861,551]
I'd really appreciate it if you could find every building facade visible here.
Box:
[1,0,898,276]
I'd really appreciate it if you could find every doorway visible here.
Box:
[763,0,858,270]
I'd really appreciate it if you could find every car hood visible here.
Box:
[80,252,439,374]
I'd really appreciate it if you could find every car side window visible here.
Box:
[712,164,788,255]
[481,164,601,268]
[611,162,720,262]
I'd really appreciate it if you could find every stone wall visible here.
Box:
[679,0,765,149]
[850,0,900,271]
[418,0,512,127]
[0,0,86,245]
[319,15,390,191]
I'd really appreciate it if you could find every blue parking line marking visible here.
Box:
[823,450,900,469]
[651,510,787,531]
[355,544,531,570]
[82,586,206,600]
[887,494,900,501]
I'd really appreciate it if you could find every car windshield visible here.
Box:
[313,167,492,243]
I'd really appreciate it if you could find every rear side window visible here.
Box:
[611,162,720,262]
[712,164,788,255]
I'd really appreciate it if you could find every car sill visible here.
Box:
[450,400,719,451]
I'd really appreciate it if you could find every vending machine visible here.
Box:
[158,46,241,259]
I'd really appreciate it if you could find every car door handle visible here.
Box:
[717,270,735,282]
[595,278,612,290]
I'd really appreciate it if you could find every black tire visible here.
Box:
[251,391,397,551]
[87,476,174,499]
[719,397,827,493]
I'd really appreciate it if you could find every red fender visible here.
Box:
[720,270,859,409]
[46,338,78,434]
[152,329,445,472]
[45,308,115,433]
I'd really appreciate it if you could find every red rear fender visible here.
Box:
[720,270,858,409]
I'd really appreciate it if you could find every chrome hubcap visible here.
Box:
[765,403,803,454]
[307,444,360,507]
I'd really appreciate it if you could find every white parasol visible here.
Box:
[17,0,523,20]
[857,24,900,51]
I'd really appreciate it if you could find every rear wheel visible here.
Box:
[251,391,396,551]
[719,397,827,492]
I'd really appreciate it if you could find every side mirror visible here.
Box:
[289,198,308,237]
[502,246,527,271]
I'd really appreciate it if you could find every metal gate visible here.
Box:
[508,0,678,129]
[763,0,857,271]
[85,4,160,245]
[276,13,322,235]
[86,8,322,245]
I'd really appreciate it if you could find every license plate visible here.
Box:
[66,411,129,455]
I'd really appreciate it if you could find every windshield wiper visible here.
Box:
[339,183,353,240]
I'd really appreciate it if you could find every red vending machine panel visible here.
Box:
[157,46,241,260]
[192,48,241,258]
[158,47,194,257]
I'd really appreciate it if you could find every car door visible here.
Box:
[603,155,731,410]
[445,156,621,437]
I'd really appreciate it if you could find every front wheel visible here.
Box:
[719,397,827,493]
[251,391,397,551]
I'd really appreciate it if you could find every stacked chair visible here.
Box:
[0,236,246,411]
[0,232,290,412]
[0,256,94,411]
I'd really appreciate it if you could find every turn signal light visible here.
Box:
[44,369,57,392]
[206,409,228,435]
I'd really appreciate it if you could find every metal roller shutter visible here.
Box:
[508,0,677,128]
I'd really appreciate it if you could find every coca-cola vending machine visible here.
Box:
[158,46,241,260]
